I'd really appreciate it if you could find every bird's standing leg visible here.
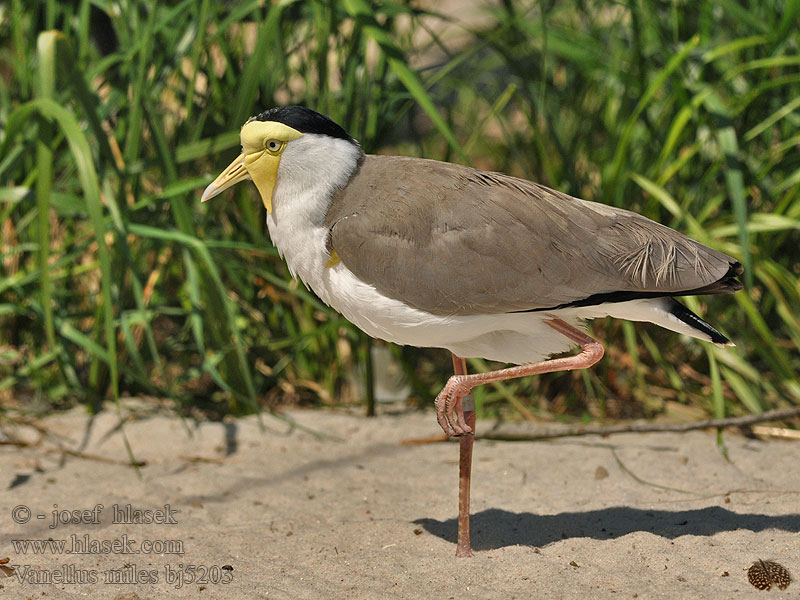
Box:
[435,318,604,437]
[451,354,475,558]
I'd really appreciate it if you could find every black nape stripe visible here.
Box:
[251,106,356,143]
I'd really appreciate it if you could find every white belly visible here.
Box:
[323,261,585,363]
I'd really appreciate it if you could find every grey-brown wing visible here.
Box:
[325,155,739,316]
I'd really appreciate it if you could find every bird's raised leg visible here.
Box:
[451,354,475,558]
[437,319,603,558]
[435,318,604,438]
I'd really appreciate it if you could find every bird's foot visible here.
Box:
[434,375,474,437]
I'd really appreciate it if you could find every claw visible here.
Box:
[434,376,473,437]
[446,391,467,435]
[454,398,471,434]
[434,389,456,436]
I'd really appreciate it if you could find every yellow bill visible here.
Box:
[201,153,250,203]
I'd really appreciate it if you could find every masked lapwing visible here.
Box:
[201,105,743,557]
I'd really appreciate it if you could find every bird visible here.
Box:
[201,105,743,557]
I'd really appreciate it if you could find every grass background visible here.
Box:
[1,0,798,425]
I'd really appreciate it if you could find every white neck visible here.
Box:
[265,133,363,283]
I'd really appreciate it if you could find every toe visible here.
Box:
[454,407,472,434]
[445,390,466,435]
[436,412,455,436]
[434,392,456,436]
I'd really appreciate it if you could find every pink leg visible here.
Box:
[435,318,604,437]
[440,319,604,558]
[452,354,475,558]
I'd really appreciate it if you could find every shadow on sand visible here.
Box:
[415,506,800,550]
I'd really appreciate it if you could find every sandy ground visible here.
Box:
[1,405,799,599]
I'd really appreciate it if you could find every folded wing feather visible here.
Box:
[325,155,739,316]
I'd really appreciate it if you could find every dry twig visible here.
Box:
[478,407,800,441]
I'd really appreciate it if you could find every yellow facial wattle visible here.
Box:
[240,121,303,213]
[201,120,303,213]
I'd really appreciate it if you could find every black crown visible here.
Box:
[250,106,355,144]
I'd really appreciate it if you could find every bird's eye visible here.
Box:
[266,139,283,153]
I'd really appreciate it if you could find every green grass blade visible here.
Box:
[606,35,700,192]
[717,126,752,286]
[343,0,468,162]
[706,347,728,458]
[4,96,119,401]
[35,32,58,352]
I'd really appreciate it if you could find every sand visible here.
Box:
[2,405,799,599]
